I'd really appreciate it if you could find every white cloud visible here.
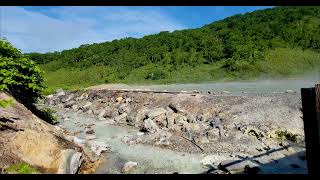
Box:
[0,6,185,53]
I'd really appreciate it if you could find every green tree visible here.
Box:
[0,39,45,106]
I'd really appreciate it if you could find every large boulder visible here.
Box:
[118,104,131,114]
[142,118,159,133]
[174,114,187,125]
[147,108,167,119]
[57,149,83,174]
[183,123,201,134]
[134,108,149,123]
[122,161,138,173]
[166,112,175,129]
[153,113,167,128]
[0,91,100,174]
[114,112,128,123]
[206,128,220,141]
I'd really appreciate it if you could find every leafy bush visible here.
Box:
[0,39,58,124]
[0,39,45,106]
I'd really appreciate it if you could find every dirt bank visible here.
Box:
[0,91,106,174]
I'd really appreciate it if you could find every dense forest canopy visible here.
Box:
[24,6,320,91]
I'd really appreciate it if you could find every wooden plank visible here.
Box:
[301,87,317,175]
[316,84,320,146]
[301,85,320,175]
[316,84,320,113]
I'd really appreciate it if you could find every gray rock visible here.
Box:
[222,91,231,94]
[85,135,97,140]
[207,128,220,141]
[183,123,201,134]
[114,112,128,123]
[209,117,222,127]
[118,104,131,114]
[147,108,167,119]
[86,109,93,114]
[207,169,228,174]
[122,161,138,173]
[137,132,145,136]
[122,135,133,144]
[168,103,182,113]
[143,118,159,133]
[46,94,54,99]
[218,159,259,173]
[64,101,75,108]
[71,104,78,110]
[153,113,167,128]
[185,113,196,123]
[98,109,106,118]
[135,108,149,123]
[104,108,118,118]
[82,102,92,109]
[75,93,88,100]
[61,94,74,103]
[174,114,187,125]
[85,129,95,135]
[57,149,83,174]
[155,131,172,146]
[166,113,175,128]
[124,98,132,103]
[86,140,110,157]
[195,136,210,144]
[55,88,65,96]
[285,90,294,93]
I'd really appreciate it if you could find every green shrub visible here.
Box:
[0,39,45,106]
[275,130,298,143]
[0,39,58,124]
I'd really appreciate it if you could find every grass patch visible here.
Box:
[0,98,15,109]
[5,163,40,174]
[275,130,299,143]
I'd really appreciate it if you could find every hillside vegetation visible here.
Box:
[26,6,320,93]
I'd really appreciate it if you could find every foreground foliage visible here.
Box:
[0,39,44,106]
[0,39,57,124]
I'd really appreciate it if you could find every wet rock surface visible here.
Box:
[42,88,307,174]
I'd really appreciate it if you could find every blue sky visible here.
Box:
[0,6,272,53]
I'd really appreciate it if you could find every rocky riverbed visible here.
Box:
[43,87,308,174]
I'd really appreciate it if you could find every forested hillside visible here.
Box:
[26,6,320,93]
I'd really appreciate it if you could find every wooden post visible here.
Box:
[301,84,320,175]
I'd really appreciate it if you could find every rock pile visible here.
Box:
[45,89,306,164]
